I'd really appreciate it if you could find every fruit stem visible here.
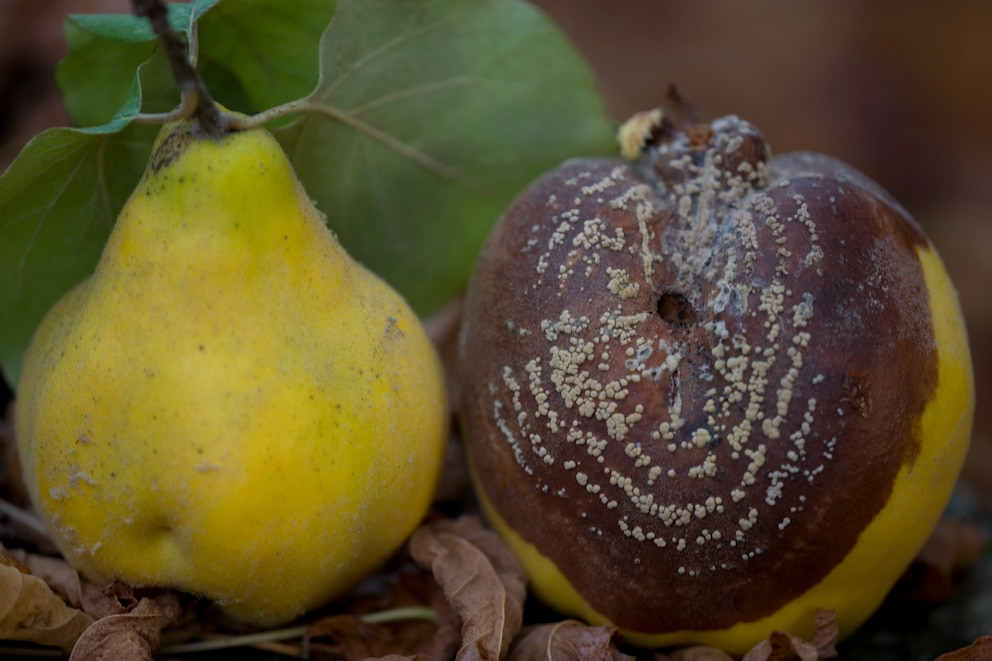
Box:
[132,0,229,136]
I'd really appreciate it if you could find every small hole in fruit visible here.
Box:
[657,292,695,325]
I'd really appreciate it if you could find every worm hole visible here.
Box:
[657,292,695,326]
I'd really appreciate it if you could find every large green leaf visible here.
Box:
[278,0,615,314]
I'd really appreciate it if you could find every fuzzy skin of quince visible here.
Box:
[15,118,448,627]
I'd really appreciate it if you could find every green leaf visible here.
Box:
[58,0,331,127]
[56,41,156,127]
[197,0,336,118]
[57,1,220,126]
[64,0,220,47]
[0,123,159,385]
[277,0,616,315]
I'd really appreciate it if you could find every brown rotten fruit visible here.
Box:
[456,110,973,654]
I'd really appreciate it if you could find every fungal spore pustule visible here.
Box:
[457,109,973,653]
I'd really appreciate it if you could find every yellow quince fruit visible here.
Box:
[15,117,448,627]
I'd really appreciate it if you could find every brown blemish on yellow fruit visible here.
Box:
[149,122,194,174]
[459,116,942,634]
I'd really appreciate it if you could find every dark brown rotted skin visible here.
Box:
[457,115,938,633]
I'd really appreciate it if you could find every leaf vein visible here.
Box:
[14,144,96,298]
[299,100,479,192]
[348,76,476,115]
[318,14,458,99]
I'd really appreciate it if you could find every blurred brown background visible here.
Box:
[2,0,990,504]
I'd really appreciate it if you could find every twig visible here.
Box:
[132,0,228,135]
[0,498,49,538]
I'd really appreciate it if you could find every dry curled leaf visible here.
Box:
[899,518,989,603]
[508,619,633,661]
[934,635,992,660]
[410,515,527,661]
[68,592,182,661]
[1,544,140,622]
[3,544,85,605]
[305,559,461,661]
[742,610,837,661]
[307,614,403,661]
[0,555,93,650]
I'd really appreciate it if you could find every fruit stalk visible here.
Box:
[133,0,228,135]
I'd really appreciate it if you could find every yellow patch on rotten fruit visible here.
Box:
[617,108,664,160]
[468,241,973,656]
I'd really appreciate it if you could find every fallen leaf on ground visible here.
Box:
[3,544,85,605]
[742,610,837,661]
[508,619,633,661]
[68,591,182,661]
[0,553,93,650]
[934,635,992,660]
[307,556,461,661]
[307,614,403,660]
[410,514,527,661]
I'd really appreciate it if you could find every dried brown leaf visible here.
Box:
[305,612,455,661]
[809,610,837,658]
[68,592,182,661]
[85,579,143,619]
[354,565,462,661]
[1,544,136,621]
[409,515,527,661]
[0,556,94,650]
[4,544,84,605]
[741,610,837,661]
[307,614,401,660]
[413,570,463,661]
[900,518,990,603]
[743,631,819,661]
[508,620,633,661]
[934,635,992,660]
